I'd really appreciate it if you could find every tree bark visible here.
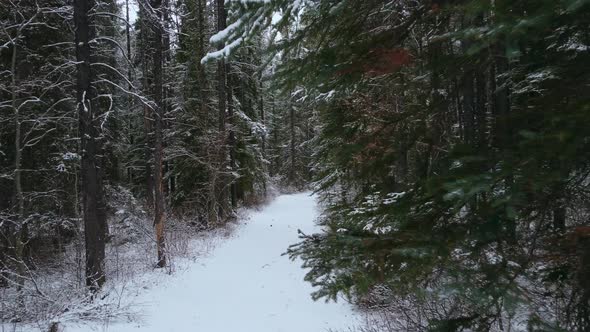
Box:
[151,0,166,268]
[140,10,154,208]
[227,66,237,208]
[215,0,228,220]
[74,0,107,291]
[11,34,27,294]
[289,103,295,184]
[196,0,207,114]
[163,0,174,197]
[259,77,267,196]
[125,0,134,183]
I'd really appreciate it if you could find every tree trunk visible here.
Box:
[125,0,134,184]
[289,103,295,184]
[11,35,27,294]
[215,0,228,220]
[144,106,154,208]
[259,78,267,196]
[163,0,173,197]
[151,0,166,268]
[74,0,107,291]
[227,66,237,208]
[196,0,208,114]
[141,11,154,208]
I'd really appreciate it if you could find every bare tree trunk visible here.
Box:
[215,0,228,220]
[270,95,278,178]
[227,66,237,208]
[259,77,267,196]
[289,103,295,184]
[163,0,174,197]
[285,28,296,186]
[74,0,107,291]
[126,0,131,86]
[141,12,154,208]
[216,0,227,134]
[151,0,166,268]
[125,0,134,184]
[144,106,154,208]
[11,35,27,294]
[196,0,207,114]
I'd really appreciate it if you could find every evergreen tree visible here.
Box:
[213,0,590,329]
[0,0,79,292]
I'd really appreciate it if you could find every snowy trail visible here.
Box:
[70,193,359,332]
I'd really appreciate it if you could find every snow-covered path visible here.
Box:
[71,193,359,332]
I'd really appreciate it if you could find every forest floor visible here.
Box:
[54,192,361,332]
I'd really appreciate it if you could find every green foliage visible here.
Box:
[220,0,590,329]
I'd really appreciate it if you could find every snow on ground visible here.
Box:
[64,192,360,332]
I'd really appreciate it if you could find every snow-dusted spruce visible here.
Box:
[208,0,590,330]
